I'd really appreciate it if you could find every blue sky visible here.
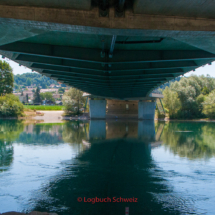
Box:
[1,55,215,77]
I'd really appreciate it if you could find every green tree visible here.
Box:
[162,75,215,119]
[63,88,86,114]
[0,94,24,117]
[196,94,206,114]
[58,88,65,94]
[33,87,42,104]
[202,86,209,95]
[162,87,181,118]
[26,94,29,104]
[14,73,57,88]
[0,60,14,96]
[26,78,31,86]
[203,90,215,119]
[40,92,55,103]
[14,84,19,90]
[41,82,47,89]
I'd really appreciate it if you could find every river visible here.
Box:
[0,120,214,215]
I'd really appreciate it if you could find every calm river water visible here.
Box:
[0,120,215,215]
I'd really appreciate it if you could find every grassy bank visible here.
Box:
[24,105,64,110]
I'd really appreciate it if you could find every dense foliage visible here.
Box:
[40,92,55,103]
[14,73,57,88]
[0,60,14,96]
[58,88,65,94]
[0,94,24,117]
[63,88,86,114]
[162,75,215,119]
[202,90,215,118]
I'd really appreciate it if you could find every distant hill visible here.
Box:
[14,72,181,94]
[14,73,58,88]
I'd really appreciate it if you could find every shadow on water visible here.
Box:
[30,120,190,215]
[1,120,215,214]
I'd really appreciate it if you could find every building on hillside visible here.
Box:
[23,90,34,99]
[49,84,61,88]
[40,89,58,93]
[56,101,63,105]
[49,84,56,88]
[13,93,27,103]
[42,99,55,105]
[53,94,62,99]
[26,86,36,90]
[13,91,34,103]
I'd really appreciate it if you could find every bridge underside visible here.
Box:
[1,1,215,99]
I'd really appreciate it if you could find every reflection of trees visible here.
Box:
[18,124,64,145]
[161,122,215,159]
[62,121,88,150]
[0,120,24,171]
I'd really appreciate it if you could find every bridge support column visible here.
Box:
[138,101,156,120]
[89,99,106,119]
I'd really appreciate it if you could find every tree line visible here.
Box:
[14,73,58,89]
[162,75,215,119]
[0,60,24,117]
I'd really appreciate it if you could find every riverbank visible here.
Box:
[2,110,215,123]
[33,111,64,123]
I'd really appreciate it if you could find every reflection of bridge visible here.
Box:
[31,120,183,215]
[1,1,215,118]
[88,120,164,145]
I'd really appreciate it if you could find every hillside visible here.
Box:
[14,73,58,89]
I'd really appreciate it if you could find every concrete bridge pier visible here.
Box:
[138,100,156,120]
[89,99,106,119]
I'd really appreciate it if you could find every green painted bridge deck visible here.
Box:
[1,0,215,99]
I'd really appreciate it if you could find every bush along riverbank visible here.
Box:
[0,94,24,118]
[162,75,215,119]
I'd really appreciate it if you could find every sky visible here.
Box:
[1,55,215,77]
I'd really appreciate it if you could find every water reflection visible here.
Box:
[18,124,64,145]
[0,120,24,172]
[161,122,215,159]
[32,120,183,215]
[0,120,215,214]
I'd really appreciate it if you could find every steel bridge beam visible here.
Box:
[1,42,215,63]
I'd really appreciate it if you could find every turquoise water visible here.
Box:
[0,120,215,215]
